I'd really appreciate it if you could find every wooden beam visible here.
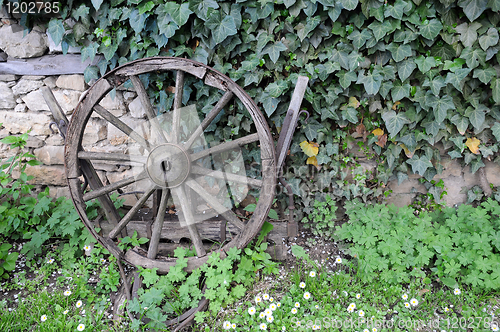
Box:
[0,54,103,75]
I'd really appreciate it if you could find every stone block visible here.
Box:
[435,158,462,179]
[56,75,86,91]
[0,82,15,109]
[484,160,500,187]
[99,91,125,114]
[14,103,26,112]
[48,186,71,199]
[0,75,18,82]
[12,78,44,95]
[384,193,415,207]
[43,76,57,89]
[441,175,467,207]
[45,134,64,146]
[25,135,44,148]
[17,164,66,186]
[388,177,427,194]
[463,166,480,188]
[108,116,149,146]
[34,145,65,165]
[53,89,82,115]
[0,24,48,58]
[0,128,10,139]
[123,91,136,102]
[22,89,50,111]
[47,33,81,54]
[23,76,44,80]
[0,110,52,135]
[128,97,146,118]
[82,118,107,145]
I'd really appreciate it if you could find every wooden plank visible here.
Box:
[78,151,147,164]
[0,54,103,75]
[190,133,259,161]
[147,189,169,259]
[114,59,207,79]
[171,70,184,144]
[83,171,148,202]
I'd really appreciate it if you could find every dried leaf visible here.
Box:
[306,156,320,169]
[418,288,430,296]
[401,143,416,158]
[376,134,388,148]
[465,137,480,154]
[356,123,366,135]
[300,140,319,157]
[372,128,384,136]
[348,96,360,108]
[392,101,401,110]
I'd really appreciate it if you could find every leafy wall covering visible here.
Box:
[15,0,500,213]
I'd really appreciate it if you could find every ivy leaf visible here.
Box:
[451,114,469,135]
[81,42,99,63]
[91,0,103,10]
[386,43,412,62]
[460,47,486,69]
[262,41,288,64]
[189,0,219,21]
[84,66,99,83]
[336,70,358,89]
[382,110,410,137]
[391,80,410,101]
[368,20,392,41]
[300,141,319,157]
[48,19,65,46]
[348,29,372,49]
[303,121,323,141]
[341,0,359,10]
[423,76,445,96]
[384,0,407,20]
[445,68,471,91]
[265,81,288,98]
[492,78,500,104]
[397,59,416,81]
[491,122,500,141]
[428,94,454,123]
[138,1,155,14]
[357,70,383,95]
[100,42,119,61]
[406,155,433,175]
[455,22,481,48]
[414,55,436,73]
[466,137,481,154]
[207,14,237,45]
[458,0,488,22]
[72,4,90,21]
[419,19,442,40]
[465,105,486,131]
[341,107,358,123]
[129,9,147,34]
[479,27,499,51]
[262,95,279,117]
[473,67,496,84]
[169,2,193,27]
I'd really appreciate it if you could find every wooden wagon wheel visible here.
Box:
[65,57,277,273]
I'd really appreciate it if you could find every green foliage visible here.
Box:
[117,230,149,251]
[301,194,338,239]
[336,199,500,290]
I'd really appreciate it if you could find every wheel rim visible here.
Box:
[65,57,276,273]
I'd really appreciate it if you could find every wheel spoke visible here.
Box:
[190,133,259,161]
[83,171,148,202]
[172,185,207,257]
[78,151,147,164]
[93,105,150,151]
[190,165,262,187]
[183,91,233,149]
[147,188,170,259]
[185,179,245,230]
[130,75,168,144]
[108,184,157,239]
[171,70,184,144]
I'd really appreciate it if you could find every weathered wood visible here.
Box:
[147,189,169,259]
[78,151,147,164]
[190,165,262,187]
[185,179,245,230]
[42,86,69,136]
[0,54,103,75]
[190,133,259,161]
[183,91,233,149]
[204,71,228,91]
[130,75,167,144]
[83,171,148,202]
[114,59,207,79]
[172,185,207,257]
[171,70,184,144]
[108,184,157,239]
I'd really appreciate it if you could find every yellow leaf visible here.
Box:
[372,128,384,136]
[348,96,360,109]
[299,140,319,157]
[306,156,319,169]
[466,137,480,154]
[392,101,401,110]
[400,143,416,158]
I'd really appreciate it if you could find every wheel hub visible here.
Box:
[146,143,190,188]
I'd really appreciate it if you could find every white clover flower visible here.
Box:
[269,297,274,302]
[299,282,306,289]
[63,290,71,296]
[277,302,281,307]
[372,328,378,332]
[264,308,272,316]
[248,307,256,315]
[454,288,461,295]
[255,296,262,303]
[77,324,85,331]
[404,302,410,308]
[63,310,69,315]
[83,245,91,252]
[359,310,365,317]
[291,308,297,314]
[282,327,286,331]
[260,323,267,330]
[263,294,269,301]
[304,292,311,300]
[336,257,342,264]
[41,315,47,322]
[444,307,450,312]
[315,304,319,309]
[259,312,266,319]
[402,294,408,300]
[223,321,231,330]
[364,329,369,332]
[100,258,106,263]
[309,271,316,277]
[491,325,498,331]
[76,300,83,308]
[410,298,419,306]
[269,303,277,311]
[356,293,361,299]
[296,321,301,326]
[47,259,54,264]
[295,302,300,308]
[347,306,354,313]
[266,315,274,323]
[349,302,356,309]
[232,323,236,329]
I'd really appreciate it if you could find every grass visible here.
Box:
[0,244,499,331]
